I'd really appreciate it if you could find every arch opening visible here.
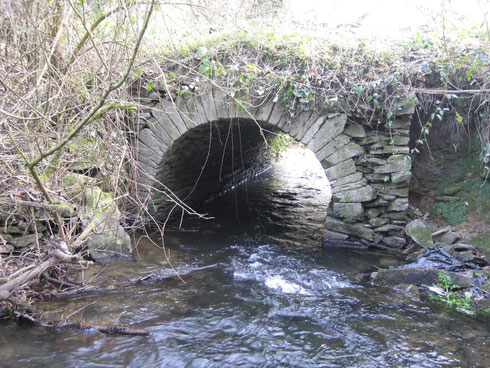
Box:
[152,118,333,248]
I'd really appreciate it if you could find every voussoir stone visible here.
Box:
[307,114,347,152]
[323,142,364,167]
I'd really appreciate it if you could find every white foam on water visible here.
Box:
[264,275,310,295]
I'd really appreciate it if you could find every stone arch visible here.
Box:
[134,83,414,250]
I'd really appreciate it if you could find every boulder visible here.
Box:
[63,174,131,260]
[371,268,473,288]
[382,236,407,249]
[9,234,40,249]
[434,231,461,245]
[405,219,434,248]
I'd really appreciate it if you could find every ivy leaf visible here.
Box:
[199,64,210,75]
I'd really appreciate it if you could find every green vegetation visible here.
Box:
[429,272,474,315]
[431,149,490,225]
[470,232,490,260]
[270,133,294,157]
[432,201,468,226]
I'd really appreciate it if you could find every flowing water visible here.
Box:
[1,148,489,367]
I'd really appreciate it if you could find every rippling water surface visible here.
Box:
[1,148,488,367]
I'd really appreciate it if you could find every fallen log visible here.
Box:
[0,248,89,301]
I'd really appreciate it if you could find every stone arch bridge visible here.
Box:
[133,83,415,250]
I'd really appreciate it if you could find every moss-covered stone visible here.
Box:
[371,267,473,288]
[62,173,96,197]
[443,184,463,196]
[405,219,434,248]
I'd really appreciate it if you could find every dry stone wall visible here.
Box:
[132,83,415,250]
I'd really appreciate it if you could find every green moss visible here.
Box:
[460,177,490,222]
[432,201,467,226]
[470,232,490,260]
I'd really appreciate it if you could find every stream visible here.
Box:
[1,147,488,367]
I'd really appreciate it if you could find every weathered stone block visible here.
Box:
[383,146,410,155]
[316,134,350,162]
[385,212,408,221]
[391,171,412,184]
[199,84,218,122]
[366,208,380,218]
[255,99,276,123]
[374,155,411,173]
[334,178,367,193]
[139,128,169,154]
[151,108,181,140]
[160,100,188,135]
[374,224,404,232]
[175,98,196,129]
[333,203,363,220]
[300,116,327,145]
[329,172,363,189]
[324,216,374,241]
[307,114,347,152]
[324,159,356,180]
[388,198,409,211]
[380,194,397,201]
[212,86,230,120]
[344,124,366,138]
[379,186,409,197]
[392,136,410,145]
[323,229,349,240]
[395,97,415,115]
[267,102,283,127]
[333,184,376,203]
[382,236,407,248]
[323,143,364,167]
[289,110,314,138]
[369,217,388,228]
[434,231,461,245]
